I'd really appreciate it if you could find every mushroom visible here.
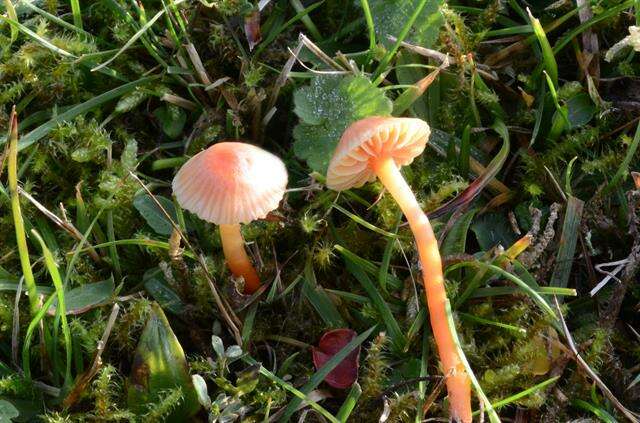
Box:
[172,141,288,294]
[326,117,471,422]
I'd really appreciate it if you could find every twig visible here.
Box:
[554,296,640,422]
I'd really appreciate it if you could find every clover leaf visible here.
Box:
[293,75,392,174]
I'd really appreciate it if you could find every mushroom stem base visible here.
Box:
[219,223,261,294]
[372,156,472,423]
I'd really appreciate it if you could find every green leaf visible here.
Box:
[128,303,200,420]
[565,93,596,129]
[191,374,211,410]
[368,0,443,49]
[293,75,392,174]
[133,194,178,236]
[471,212,517,251]
[3,76,158,151]
[49,278,115,315]
[143,268,185,315]
[550,196,584,295]
[154,105,186,139]
[336,245,407,350]
[301,258,346,327]
[0,400,19,423]
[441,209,477,256]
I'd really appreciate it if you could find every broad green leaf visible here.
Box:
[565,93,596,129]
[550,196,583,295]
[128,303,200,420]
[49,278,115,315]
[293,75,392,174]
[471,212,517,251]
[143,268,185,315]
[301,258,346,327]
[133,194,178,235]
[153,105,186,139]
[441,209,477,256]
[192,375,211,410]
[368,0,443,48]
[0,400,19,423]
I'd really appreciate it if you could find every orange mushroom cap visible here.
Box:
[172,142,288,224]
[326,117,430,191]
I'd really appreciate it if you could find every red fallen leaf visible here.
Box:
[312,329,359,389]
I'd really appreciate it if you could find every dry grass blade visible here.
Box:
[161,93,198,111]
[553,296,640,422]
[17,187,101,263]
[299,33,347,71]
[62,303,121,409]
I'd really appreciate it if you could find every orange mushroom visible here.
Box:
[172,141,288,294]
[327,117,472,422]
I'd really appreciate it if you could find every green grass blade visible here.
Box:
[378,213,401,294]
[373,0,429,81]
[91,4,173,72]
[279,325,376,422]
[448,262,556,319]
[0,14,76,57]
[254,1,325,56]
[31,230,72,387]
[301,258,346,327]
[445,300,501,423]
[549,196,584,297]
[242,357,340,423]
[337,245,407,349]
[459,312,526,335]
[606,120,640,193]
[69,0,82,29]
[290,0,322,40]
[471,286,577,298]
[336,382,362,422]
[571,399,617,423]
[488,376,559,411]
[19,1,92,37]
[22,292,57,380]
[430,121,510,219]
[552,0,634,55]
[1,76,158,151]
[71,238,195,259]
[4,0,18,44]
[528,8,558,88]
[360,0,376,62]
[7,110,38,314]
[332,204,398,238]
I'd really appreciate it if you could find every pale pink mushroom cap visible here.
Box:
[326,117,430,191]
[172,142,288,224]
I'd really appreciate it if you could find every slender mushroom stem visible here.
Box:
[371,156,472,423]
[219,223,261,294]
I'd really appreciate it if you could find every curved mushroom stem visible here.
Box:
[372,157,472,423]
[219,223,261,294]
